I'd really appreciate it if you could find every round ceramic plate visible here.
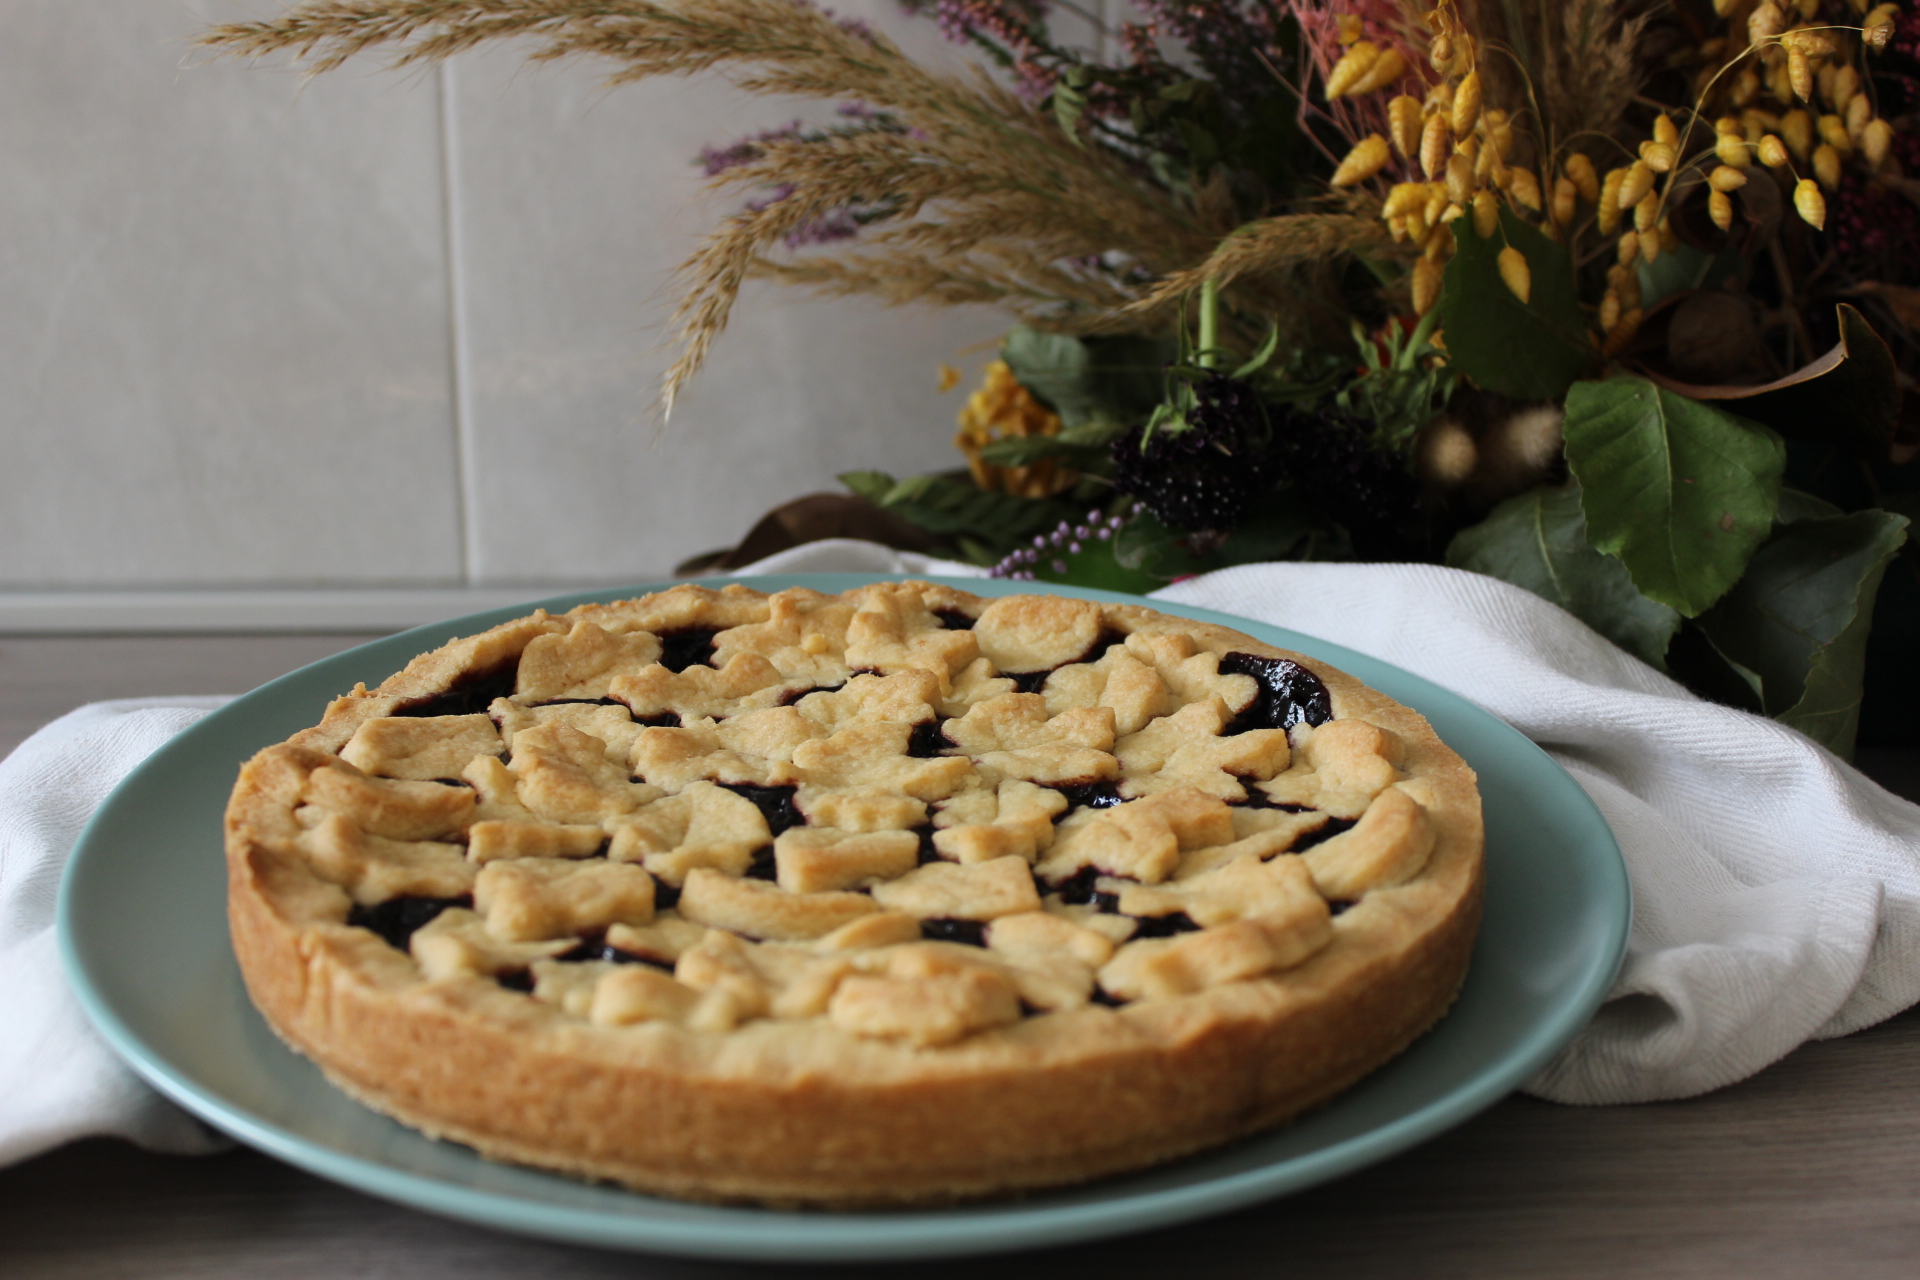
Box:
[60,574,1628,1262]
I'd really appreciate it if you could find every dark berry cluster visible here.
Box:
[1267,402,1428,561]
[1109,374,1282,532]
[1832,130,1920,282]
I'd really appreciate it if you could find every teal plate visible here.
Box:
[60,575,1628,1262]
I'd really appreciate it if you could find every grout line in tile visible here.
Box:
[437,59,481,585]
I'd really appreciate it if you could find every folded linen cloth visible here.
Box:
[738,541,1920,1105]
[7,552,1919,1166]
[0,698,233,1165]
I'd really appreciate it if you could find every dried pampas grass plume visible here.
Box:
[198,0,1223,418]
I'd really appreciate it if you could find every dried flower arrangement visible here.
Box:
[203,0,1920,759]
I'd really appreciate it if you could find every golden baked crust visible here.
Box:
[224,581,1482,1206]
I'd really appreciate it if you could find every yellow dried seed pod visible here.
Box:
[1332,133,1392,186]
[1660,217,1679,253]
[1771,58,1797,106]
[1617,230,1640,264]
[1446,154,1476,207]
[1827,64,1855,111]
[1619,160,1656,209]
[1709,189,1734,231]
[1817,63,1839,110]
[1508,166,1543,211]
[1606,263,1633,293]
[1453,70,1484,136]
[1847,93,1872,140]
[1716,115,1743,136]
[1598,168,1627,232]
[1420,111,1451,178]
[1455,134,1481,169]
[1424,183,1450,226]
[1565,153,1600,203]
[1603,309,1644,357]
[1759,133,1791,167]
[1326,41,1381,99]
[1497,246,1531,304]
[1428,33,1454,71]
[1388,214,1409,242]
[1774,50,1804,102]
[1441,201,1466,223]
[1733,68,1761,107]
[1654,114,1679,148]
[1552,176,1577,226]
[1412,256,1444,316]
[1849,0,1868,12]
[1794,177,1827,228]
[1600,289,1622,331]
[1617,268,1642,308]
[1641,140,1677,173]
[1783,29,1836,58]
[1782,109,1814,159]
[1797,0,1819,18]
[1865,117,1894,168]
[1350,47,1409,96]
[1641,229,1661,264]
[1425,222,1455,260]
[1382,182,1426,218]
[1749,2,1785,48]
[1717,129,1753,168]
[1472,189,1499,239]
[1336,13,1363,44]
[1813,142,1842,188]
[1489,120,1515,159]
[1709,165,1749,192]
[1475,138,1498,181]
[1426,80,1455,114]
[1403,205,1429,247]
[1634,190,1659,232]
[1819,113,1853,155]
[1867,12,1895,49]
[1713,0,1737,14]
[1388,95,1424,158]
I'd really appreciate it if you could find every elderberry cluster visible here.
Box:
[1108,374,1281,533]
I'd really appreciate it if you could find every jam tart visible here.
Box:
[224,581,1483,1206]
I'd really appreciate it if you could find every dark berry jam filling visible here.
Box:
[919,917,988,946]
[657,628,720,674]
[913,826,941,864]
[1049,865,1120,912]
[906,719,951,758]
[780,681,845,706]
[556,938,674,970]
[394,661,518,718]
[632,711,682,728]
[653,879,682,910]
[1090,987,1128,1007]
[497,968,536,993]
[1051,780,1125,812]
[1219,652,1332,733]
[1328,899,1356,916]
[1293,816,1357,851]
[718,782,804,835]
[933,609,976,630]
[531,696,624,708]
[347,894,470,949]
[745,846,778,881]
[1129,911,1200,938]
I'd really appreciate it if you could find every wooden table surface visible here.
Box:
[4,632,1918,1279]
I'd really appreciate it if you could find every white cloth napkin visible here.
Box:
[7,550,1919,1166]
[0,698,233,1165]
[739,541,1920,1104]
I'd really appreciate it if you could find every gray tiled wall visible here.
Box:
[0,0,1005,589]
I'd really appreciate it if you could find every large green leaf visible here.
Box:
[999,328,1165,427]
[1563,376,1785,616]
[1438,206,1595,401]
[1447,481,1681,668]
[1695,508,1909,758]
[864,471,1078,554]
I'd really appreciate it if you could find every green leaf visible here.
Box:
[1636,243,1743,312]
[1563,376,1786,616]
[1000,328,1165,427]
[1438,205,1595,401]
[837,470,895,503]
[1447,481,1682,668]
[867,471,1077,553]
[1695,509,1910,758]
